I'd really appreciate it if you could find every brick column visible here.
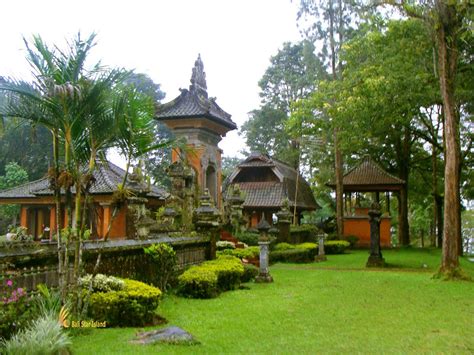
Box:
[20,206,28,229]
[101,203,111,239]
[49,206,56,239]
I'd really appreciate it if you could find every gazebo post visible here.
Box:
[385,192,390,215]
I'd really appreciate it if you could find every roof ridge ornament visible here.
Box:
[190,54,208,98]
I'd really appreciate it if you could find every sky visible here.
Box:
[0,0,303,165]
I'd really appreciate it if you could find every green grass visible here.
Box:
[71,249,474,354]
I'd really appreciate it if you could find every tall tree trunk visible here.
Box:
[436,195,443,248]
[436,2,461,273]
[431,145,444,248]
[328,0,344,238]
[397,128,410,246]
[335,130,344,237]
[52,131,66,303]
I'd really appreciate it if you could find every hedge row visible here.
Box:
[270,248,315,263]
[324,240,350,254]
[218,246,260,259]
[178,255,246,299]
[270,240,350,263]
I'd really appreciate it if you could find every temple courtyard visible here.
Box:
[71,249,474,354]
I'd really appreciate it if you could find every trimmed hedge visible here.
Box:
[205,256,245,291]
[273,242,294,251]
[270,248,314,263]
[178,255,244,299]
[177,268,218,299]
[218,246,260,259]
[324,240,350,254]
[86,278,162,327]
[241,264,259,283]
[272,242,318,261]
[270,240,351,263]
[234,232,259,246]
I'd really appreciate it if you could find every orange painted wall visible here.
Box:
[343,217,391,247]
[99,204,127,240]
[109,206,126,239]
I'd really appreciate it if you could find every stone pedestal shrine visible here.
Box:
[255,216,273,283]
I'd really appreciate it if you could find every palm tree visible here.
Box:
[0,33,168,305]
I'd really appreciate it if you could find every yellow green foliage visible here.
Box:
[178,255,244,298]
[87,278,161,327]
[218,246,260,259]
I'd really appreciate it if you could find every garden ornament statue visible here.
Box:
[316,233,327,262]
[255,215,273,283]
[366,202,385,267]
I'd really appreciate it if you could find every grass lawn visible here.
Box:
[71,249,474,354]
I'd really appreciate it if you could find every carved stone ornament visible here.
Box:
[190,54,208,97]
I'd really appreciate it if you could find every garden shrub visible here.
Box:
[0,312,71,355]
[79,273,125,293]
[241,263,259,283]
[297,243,318,258]
[344,235,359,249]
[297,242,318,250]
[324,240,350,254]
[289,224,318,242]
[204,256,245,291]
[144,243,177,291]
[216,241,236,251]
[219,246,260,260]
[270,248,314,263]
[272,240,349,256]
[235,231,259,246]
[178,268,219,299]
[0,278,33,340]
[86,278,161,327]
[178,255,244,298]
[274,242,317,253]
[273,242,294,251]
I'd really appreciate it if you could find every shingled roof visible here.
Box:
[155,55,237,131]
[328,155,405,192]
[223,153,318,210]
[0,160,169,200]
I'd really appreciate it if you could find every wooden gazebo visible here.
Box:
[328,156,405,247]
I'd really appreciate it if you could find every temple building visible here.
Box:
[155,55,237,207]
[223,153,319,227]
[328,155,405,247]
[0,161,168,240]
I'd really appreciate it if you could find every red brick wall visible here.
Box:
[343,217,391,247]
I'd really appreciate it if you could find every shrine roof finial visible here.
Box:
[190,54,208,98]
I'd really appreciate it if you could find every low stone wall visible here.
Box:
[0,234,210,291]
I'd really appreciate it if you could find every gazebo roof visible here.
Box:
[0,160,169,201]
[328,155,405,192]
[155,55,237,131]
[223,153,319,210]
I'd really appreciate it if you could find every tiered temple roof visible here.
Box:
[155,55,237,131]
